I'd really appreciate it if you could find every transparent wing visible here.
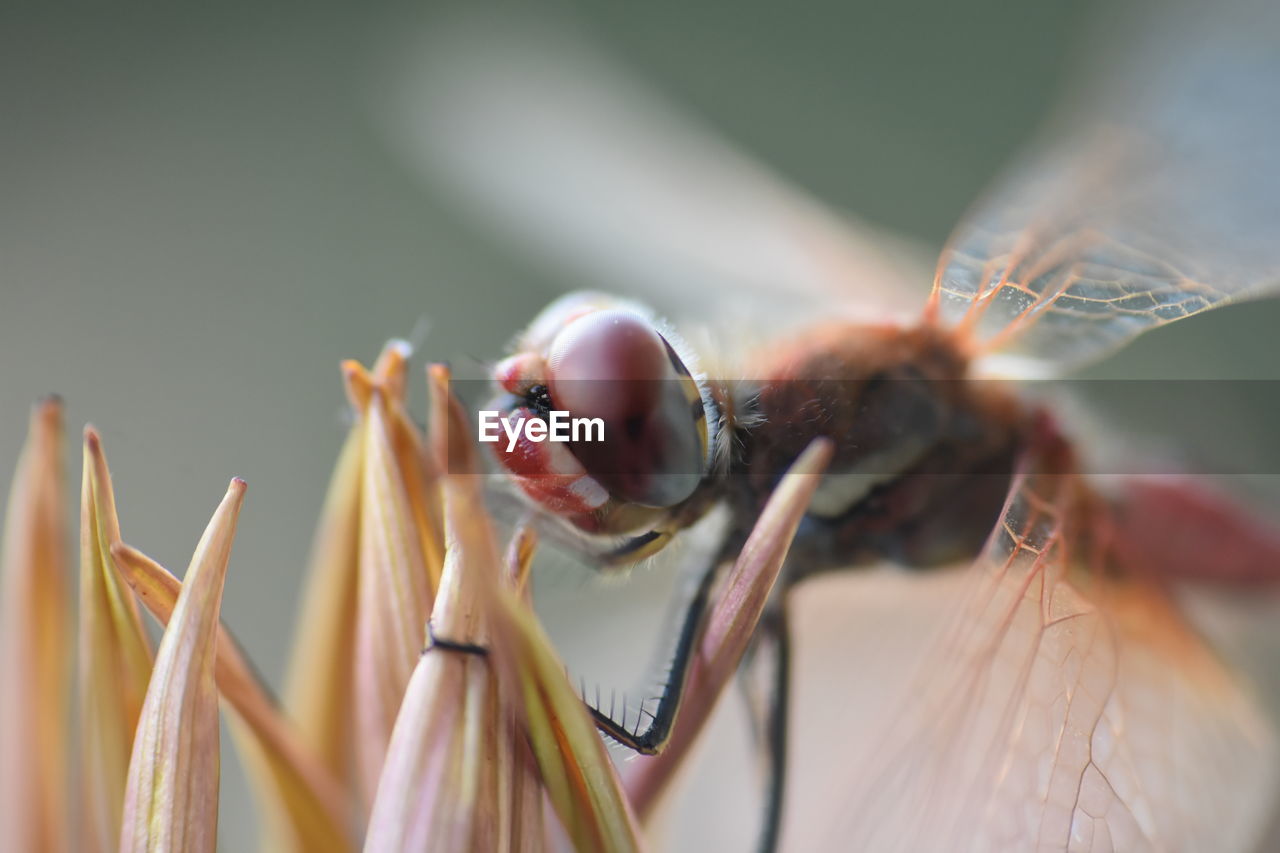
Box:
[930,0,1280,372]
[384,11,929,328]
[786,439,1278,851]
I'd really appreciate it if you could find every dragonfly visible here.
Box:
[392,1,1280,849]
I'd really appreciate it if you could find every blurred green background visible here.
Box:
[4,1,1279,848]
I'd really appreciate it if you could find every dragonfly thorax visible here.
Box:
[720,322,1028,579]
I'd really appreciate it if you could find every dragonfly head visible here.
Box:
[487,292,721,561]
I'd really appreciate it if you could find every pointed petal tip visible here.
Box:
[1,389,70,853]
[342,361,375,411]
[34,393,62,422]
[428,364,480,477]
[375,340,410,371]
[351,364,437,800]
[798,435,835,471]
[112,541,354,853]
[78,419,153,852]
[372,340,411,395]
[427,362,451,385]
[383,337,414,359]
[119,499,235,853]
[24,394,62,453]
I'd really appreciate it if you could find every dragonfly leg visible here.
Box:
[737,604,791,853]
[585,553,722,754]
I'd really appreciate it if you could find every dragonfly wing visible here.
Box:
[931,0,1280,372]
[785,442,1278,851]
[385,12,929,328]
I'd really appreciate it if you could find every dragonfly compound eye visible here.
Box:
[546,310,707,508]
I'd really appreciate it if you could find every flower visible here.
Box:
[0,398,70,853]
[0,343,824,852]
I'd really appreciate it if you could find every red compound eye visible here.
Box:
[546,310,705,507]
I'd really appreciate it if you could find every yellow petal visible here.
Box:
[426,363,494,643]
[366,364,523,851]
[425,361,641,852]
[363,550,501,852]
[626,438,832,820]
[119,478,244,853]
[497,525,544,853]
[432,365,545,852]
[285,343,447,814]
[482,582,642,853]
[78,428,155,852]
[283,420,364,792]
[368,343,445,588]
[111,543,353,852]
[503,523,538,597]
[352,345,438,803]
[382,349,445,591]
[497,719,546,853]
[0,397,71,853]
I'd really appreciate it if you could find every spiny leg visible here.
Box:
[585,554,722,754]
[586,559,794,852]
[584,439,830,759]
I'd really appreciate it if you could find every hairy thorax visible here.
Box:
[724,323,1029,577]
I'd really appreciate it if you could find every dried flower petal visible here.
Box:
[367,366,570,851]
[439,357,641,852]
[365,364,511,851]
[119,478,244,853]
[0,398,70,853]
[497,524,544,853]
[481,580,642,852]
[285,341,448,815]
[369,343,446,590]
[111,543,353,852]
[443,365,548,851]
[283,422,364,791]
[385,354,445,591]
[503,523,537,595]
[496,719,546,853]
[351,345,440,803]
[363,550,500,851]
[626,438,833,819]
[78,428,155,852]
